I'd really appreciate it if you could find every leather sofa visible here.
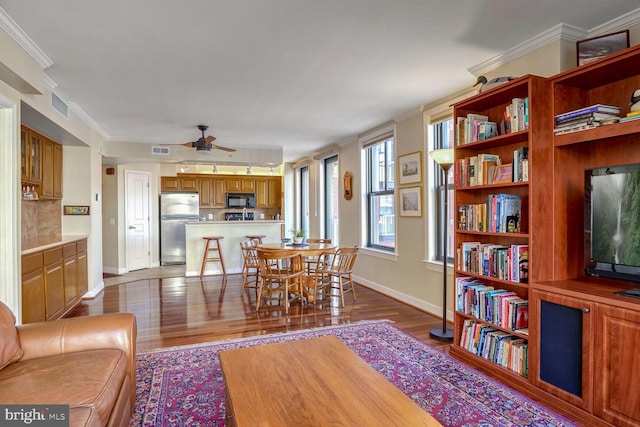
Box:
[0,301,137,427]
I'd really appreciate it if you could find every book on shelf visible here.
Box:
[555,104,621,122]
[619,114,640,123]
[553,121,602,135]
[510,244,528,283]
[458,319,528,377]
[555,111,620,126]
[512,147,528,183]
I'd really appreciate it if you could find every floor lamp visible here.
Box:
[429,148,454,341]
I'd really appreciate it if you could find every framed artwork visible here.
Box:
[399,186,422,217]
[398,151,422,185]
[493,163,513,184]
[577,30,629,66]
[64,205,90,215]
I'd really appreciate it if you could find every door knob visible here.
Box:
[128,225,136,229]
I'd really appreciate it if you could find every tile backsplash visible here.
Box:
[22,199,62,240]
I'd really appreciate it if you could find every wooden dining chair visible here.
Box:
[313,247,359,307]
[240,239,261,291]
[256,248,305,314]
[304,238,332,274]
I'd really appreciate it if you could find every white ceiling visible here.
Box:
[2,1,639,163]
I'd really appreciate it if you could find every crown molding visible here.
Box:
[42,73,56,92]
[67,102,110,140]
[468,23,588,76]
[589,7,640,36]
[0,6,52,68]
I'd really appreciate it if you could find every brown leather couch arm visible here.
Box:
[16,313,137,406]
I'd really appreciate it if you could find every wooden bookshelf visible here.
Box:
[451,45,640,427]
[451,74,553,388]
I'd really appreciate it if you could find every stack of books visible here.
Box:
[554,104,620,135]
[619,110,640,123]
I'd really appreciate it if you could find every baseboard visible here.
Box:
[353,274,454,322]
[103,266,127,275]
[81,281,104,299]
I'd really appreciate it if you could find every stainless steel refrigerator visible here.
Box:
[160,192,200,265]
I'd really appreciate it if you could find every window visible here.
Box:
[298,165,309,233]
[324,155,339,245]
[364,134,395,251]
[431,118,454,263]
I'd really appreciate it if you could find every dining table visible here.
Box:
[257,242,336,256]
[256,242,337,303]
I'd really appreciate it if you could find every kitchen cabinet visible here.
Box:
[198,177,226,208]
[225,177,255,192]
[40,137,63,199]
[44,247,65,320]
[21,252,45,324]
[161,176,199,192]
[20,126,42,184]
[63,243,78,307]
[21,238,88,323]
[76,240,88,296]
[256,177,282,208]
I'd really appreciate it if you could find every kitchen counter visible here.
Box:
[22,235,89,255]
[185,221,284,276]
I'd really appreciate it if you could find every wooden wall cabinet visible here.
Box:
[225,177,255,193]
[198,177,226,208]
[161,175,198,192]
[256,177,282,208]
[40,137,63,199]
[20,126,42,185]
[21,126,63,199]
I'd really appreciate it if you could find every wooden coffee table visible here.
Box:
[219,335,442,426]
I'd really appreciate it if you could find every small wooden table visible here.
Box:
[219,335,441,426]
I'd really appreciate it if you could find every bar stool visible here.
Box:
[200,236,226,277]
[246,234,266,244]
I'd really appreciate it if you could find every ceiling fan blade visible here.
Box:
[212,144,236,152]
[204,135,216,144]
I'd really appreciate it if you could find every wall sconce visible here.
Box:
[269,167,274,176]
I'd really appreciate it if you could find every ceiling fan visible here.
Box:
[182,125,236,153]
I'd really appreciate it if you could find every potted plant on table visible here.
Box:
[291,229,305,244]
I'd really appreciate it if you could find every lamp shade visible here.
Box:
[429,148,454,169]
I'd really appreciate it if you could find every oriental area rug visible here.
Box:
[131,320,576,427]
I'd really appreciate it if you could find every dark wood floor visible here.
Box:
[67,270,453,353]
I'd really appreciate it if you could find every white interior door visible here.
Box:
[126,171,150,271]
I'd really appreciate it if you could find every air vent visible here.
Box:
[51,92,69,119]
[151,146,170,155]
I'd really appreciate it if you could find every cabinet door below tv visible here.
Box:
[594,304,640,427]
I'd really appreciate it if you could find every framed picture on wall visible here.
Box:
[577,30,629,66]
[399,186,422,217]
[398,151,422,185]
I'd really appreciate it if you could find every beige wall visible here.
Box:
[0,27,108,317]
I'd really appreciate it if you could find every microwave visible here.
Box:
[226,193,256,209]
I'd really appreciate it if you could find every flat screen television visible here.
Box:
[585,164,640,283]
